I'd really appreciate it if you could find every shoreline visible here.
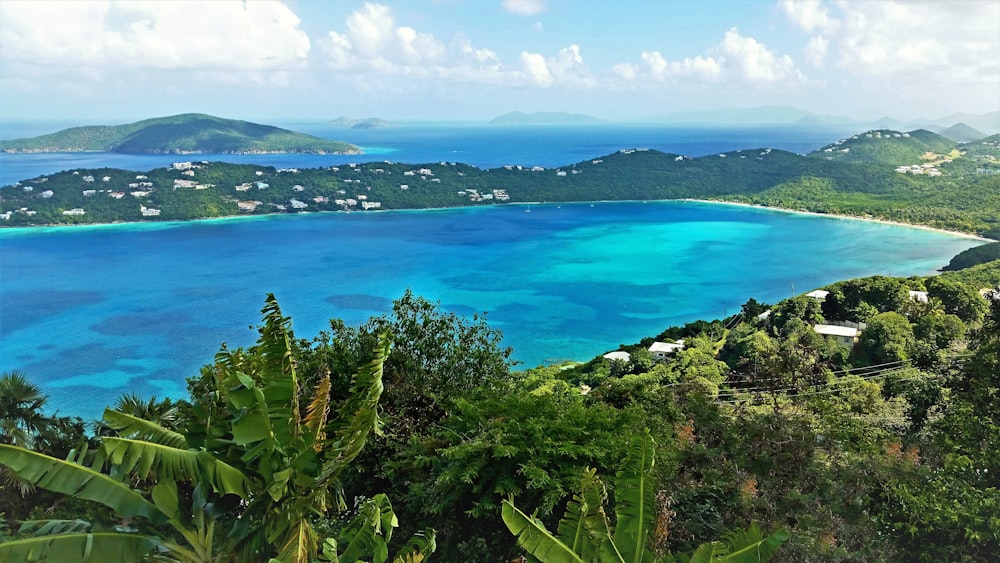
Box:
[2,198,996,243]
[679,198,996,242]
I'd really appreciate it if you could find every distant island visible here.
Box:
[2,127,998,240]
[490,111,603,125]
[0,113,360,155]
[329,117,395,129]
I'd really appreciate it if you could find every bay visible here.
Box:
[0,200,981,422]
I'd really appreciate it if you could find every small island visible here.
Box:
[329,116,395,129]
[0,113,360,155]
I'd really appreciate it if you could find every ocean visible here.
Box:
[0,122,982,421]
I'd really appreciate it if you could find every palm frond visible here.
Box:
[502,498,584,563]
[613,430,656,563]
[0,444,164,523]
[392,528,437,563]
[0,531,158,563]
[102,408,188,448]
[275,518,319,563]
[101,437,250,498]
[258,293,301,446]
[319,333,391,485]
[304,369,333,451]
[336,494,398,563]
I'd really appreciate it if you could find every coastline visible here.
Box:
[2,198,996,243]
[680,198,996,242]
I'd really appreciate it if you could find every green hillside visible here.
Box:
[937,122,986,143]
[808,128,956,165]
[0,113,359,154]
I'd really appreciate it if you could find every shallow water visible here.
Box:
[0,200,981,421]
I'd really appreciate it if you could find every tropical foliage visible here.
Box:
[3,262,1000,561]
[0,295,434,562]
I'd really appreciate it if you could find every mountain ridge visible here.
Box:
[0,113,360,155]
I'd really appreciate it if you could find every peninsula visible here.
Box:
[2,127,998,239]
[0,113,360,155]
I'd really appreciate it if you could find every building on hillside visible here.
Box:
[908,290,929,303]
[603,351,632,362]
[813,324,858,347]
[649,340,685,360]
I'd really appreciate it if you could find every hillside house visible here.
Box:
[649,340,686,360]
[603,351,631,362]
[813,324,859,347]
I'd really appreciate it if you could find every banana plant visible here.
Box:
[0,294,413,563]
[502,431,788,563]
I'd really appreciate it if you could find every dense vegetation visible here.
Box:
[0,114,358,155]
[4,127,999,237]
[943,242,1000,271]
[3,257,999,561]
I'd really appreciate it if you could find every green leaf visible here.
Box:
[392,529,437,563]
[101,408,188,448]
[502,498,584,563]
[274,518,318,563]
[557,468,614,560]
[319,333,391,485]
[613,431,656,563]
[152,479,180,519]
[337,494,399,563]
[0,532,157,563]
[233,412,272,445]
[0,444,164,524]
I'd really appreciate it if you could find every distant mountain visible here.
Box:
[808,129,956,165]
[329,117,394,129]
[490,111,603,125]
[0,114,359,154]
[652,105,854,125]
[936,122,987,143]
[871,111,1000,135]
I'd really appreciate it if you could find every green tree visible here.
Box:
[0,371,51,449]
[925,277,988,323]
[859,312,916,364]
[0,295,434,563]
[502,431,788,562]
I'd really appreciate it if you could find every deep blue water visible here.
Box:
[0,123,981,422]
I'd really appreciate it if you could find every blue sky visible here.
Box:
[0,0,997,123]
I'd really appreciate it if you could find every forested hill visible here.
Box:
[0,113,360,155]
[808,128,958,164]
[3,128,999,236]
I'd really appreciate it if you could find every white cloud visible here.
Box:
[520,52,553,86]
[718,28,802,83]
[0,1,310,73]
[781,1,1000,87]
[778,0,837,34]
[615,28,800,86]
[502,0,547,16]
[318,4,590,90]
[804,35,829,67]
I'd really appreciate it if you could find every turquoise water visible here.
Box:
[0,200,981,421]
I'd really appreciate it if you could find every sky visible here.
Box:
[0,0,997,124]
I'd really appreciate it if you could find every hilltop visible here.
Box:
[0,113,360,155]
[490,111,603,125]
[808,128,956,165]
[936,122,986,143]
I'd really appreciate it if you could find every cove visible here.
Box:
[0,200,982,421]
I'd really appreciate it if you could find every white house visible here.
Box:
[813,324,858,347]
[806,290,830,301]
[603,351,631,362]
[908,290,929,303]
[649,340,686,360]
